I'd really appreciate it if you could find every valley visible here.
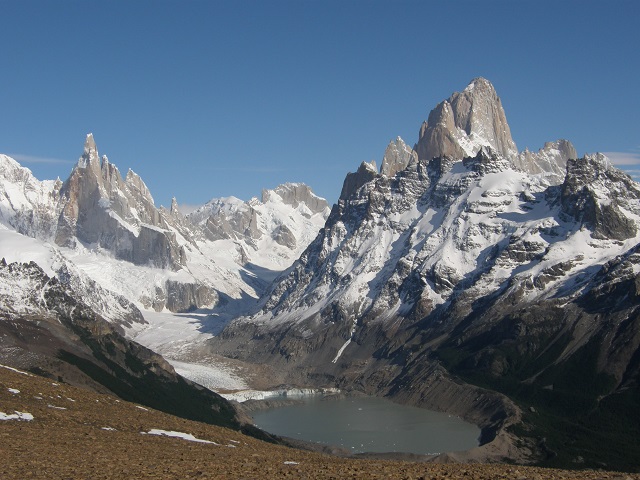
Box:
[1,77,640,473]
[2,364,636,479]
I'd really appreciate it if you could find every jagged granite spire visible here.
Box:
[170,197,180,216]
[80,133,100,166]
[380,137,417,177]
[56,135,186,270]
[415,77,518,162]
[339,160,378,200]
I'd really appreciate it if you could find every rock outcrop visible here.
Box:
[514,139,577,183]
[262,183,329,214]
[339,160,378,200]
[380,137,417,177]
[560,153,639,240]
[56,134,187,270]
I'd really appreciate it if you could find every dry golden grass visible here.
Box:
[0,365,636,480]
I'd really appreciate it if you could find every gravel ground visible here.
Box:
[0,365,637,480]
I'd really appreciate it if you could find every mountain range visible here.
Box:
[1,77,639,471]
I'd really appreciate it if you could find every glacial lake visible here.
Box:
[252,395,481,455]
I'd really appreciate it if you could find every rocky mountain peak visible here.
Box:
[380,137,417,177]
[262,183,329,214]
[81,133,100,166]
[55,136,186,270]
[125,168,155,206]
[415,78,517,163]
[462,145,513,175]
[463,76,494,93]
[560,153,640,240]
[339,160,378,200]
[513,139,577,184]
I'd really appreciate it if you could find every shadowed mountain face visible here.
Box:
[212,78,640,471]
[0,260,241,429]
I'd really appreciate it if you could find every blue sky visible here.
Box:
[1,0,639,209]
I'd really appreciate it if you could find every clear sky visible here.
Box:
[1,0,639,210]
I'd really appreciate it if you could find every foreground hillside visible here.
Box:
[1,366,636,480]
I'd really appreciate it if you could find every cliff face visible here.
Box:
[380,137,417,178]
[56,134,187,270]
[415,78,517,163]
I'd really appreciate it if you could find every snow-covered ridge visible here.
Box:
[0,135,330,322]
[248,147,640,332]
[187,181,330,273]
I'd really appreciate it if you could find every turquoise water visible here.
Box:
[252,395,480,454]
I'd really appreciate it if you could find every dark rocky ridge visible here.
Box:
[0,260,241,429]
[559,153,639,240]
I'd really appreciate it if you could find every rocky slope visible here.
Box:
[212,78,640,471]
[0,260,242,429]
[2,365,637,479]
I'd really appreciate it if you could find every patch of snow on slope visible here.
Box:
[0,227,58,277]
[0,411,34,421]
[0,364,32,376]
[142,429,218,444]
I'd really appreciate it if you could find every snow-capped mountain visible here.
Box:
[0,135,329,319]
[2,76,640,468]
[188,182,330,276]
[218,77,597,360]
[212,78,640,467]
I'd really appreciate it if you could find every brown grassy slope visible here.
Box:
[0,366,636,480]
